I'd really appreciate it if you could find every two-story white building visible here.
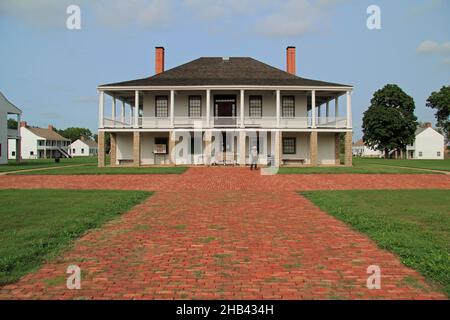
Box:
[9,123,71,159]
[97,47,354,167]
[0,91,22,165]
[406,123,445,160]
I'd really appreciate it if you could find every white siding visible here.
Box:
[414,128,444,160]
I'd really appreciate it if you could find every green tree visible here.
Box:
[362,84,418,158]
[57,127,93,142]
[7,118,18,129]
[426,85,450,142]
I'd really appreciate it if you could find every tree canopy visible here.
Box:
[362,84,418,157]
[426,85,450,141]
[7,118,18,129]
[56,127,93,142]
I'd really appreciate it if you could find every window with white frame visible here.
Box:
[188,96,202,118]
[282,96,295,118]
[155,96,168,118]
[249,96,262,118]
[282,137,296,154]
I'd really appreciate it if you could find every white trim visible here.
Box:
[134,90,139,128]
[99,128,352,133]
[311,90,316,129]
[240,89,245,129]
[276,90,281,128]
[98,91,104,128]
[98,85,353,91]
[206,89,211,128]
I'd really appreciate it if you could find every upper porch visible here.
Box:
[98,86,352,131]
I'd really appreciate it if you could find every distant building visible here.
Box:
[9,123,70,159]
[0,91,22,164]
[69,137,98,157]
[406,123,444,160]
[352,140,382,158]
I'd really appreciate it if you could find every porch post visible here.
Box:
[346,91,352,129]
[335,96,339,118]
[310,131,318,166]
[326,101,330,122]
[274,130,282,167]
[98,91,104,128]
[98,131,105,167]
[239,131,246,166]
[317,103,321,125]
[276,90,281,128]
[344,131,353,166]
[134,90,139,128]
[311,90,316,128]
[204,131,212,166]
[240,89,245,128]
[170,90,175,128]
[112,97,116,123]
[110,133,117,167]
[121,101,125,124]
[334,133,340,165]
[206,89,211,128]
[16,113,21,164]
[133,131,141,166]
[169,130,176,165]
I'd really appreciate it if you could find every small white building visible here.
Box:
[9,123,71,159]
[407,124,444,160]
[352,139,382,158]
[69,137,98,157]
[0,91,22,164]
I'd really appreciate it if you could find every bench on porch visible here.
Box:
[282,158,305,165]
[118,159,134,165]
[213,152,237,166]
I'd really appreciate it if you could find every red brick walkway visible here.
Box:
[0,168,448,299]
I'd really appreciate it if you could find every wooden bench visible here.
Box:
[118,159,134,165]
[282,158,305,165]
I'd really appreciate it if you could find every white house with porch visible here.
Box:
[97,47,354,167]
[69,137,98,157]
[406,123,444,160]
[0,91,22,165]
[9,123,71,159]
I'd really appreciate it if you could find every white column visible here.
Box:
[98,91,104,128]
[326,101,330,121]
[112,97,116,122]
[121,101,125,123]
[311,90,316,128]
[276,90,281,128]
[206,89,211,128]
[240,89,245,128]
[335,97,339,118]
[346,91,352,129]
[134,90,139,128]
[170,90,175,128]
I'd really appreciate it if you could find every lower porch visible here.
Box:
[98,130,353,167]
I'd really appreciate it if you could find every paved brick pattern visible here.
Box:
[0,168,448,300]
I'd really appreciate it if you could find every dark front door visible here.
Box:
[214,95,236,126]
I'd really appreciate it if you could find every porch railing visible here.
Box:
[102,116,347,129]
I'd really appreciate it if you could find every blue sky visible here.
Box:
[0,0,449,139]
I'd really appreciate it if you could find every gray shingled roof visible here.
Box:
[99,57,351,88]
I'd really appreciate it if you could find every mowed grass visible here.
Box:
[0,189,151,285]
[358,158,450,172]
[0,156,98,173]
[301,189,450,296]
[279,158,441,174]
[10,164,188,175]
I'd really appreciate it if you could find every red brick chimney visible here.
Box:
[155,47,165,74]
[286,46,296,75]
[80,136,86,141]
[20,121,27,128]
[424,122,432,128]
[48,124,54,131]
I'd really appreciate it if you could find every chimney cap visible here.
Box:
[287,46,296,49]
[155,46,165,49]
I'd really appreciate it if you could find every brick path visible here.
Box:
[0,168,448,299]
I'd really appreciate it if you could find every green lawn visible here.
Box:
[0,189,151,285]
[279,160,441,174]
[357,158,450,172]
[0,156,98,173]
[301,189,450,297]
[10,164,188,175]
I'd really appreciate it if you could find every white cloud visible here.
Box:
[255,0,347,38]
[417,40,450,67]
[417,40,450,54]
